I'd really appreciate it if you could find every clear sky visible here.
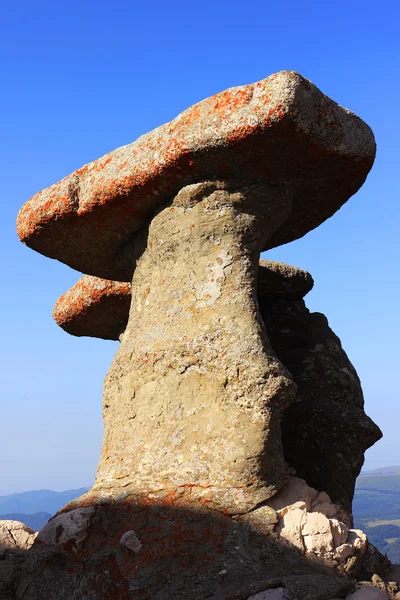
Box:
[1,0,399,494]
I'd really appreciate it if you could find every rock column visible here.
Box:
[95,181,296,513]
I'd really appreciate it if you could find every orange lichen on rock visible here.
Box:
[53,276,131,340]
[16,71,375,281]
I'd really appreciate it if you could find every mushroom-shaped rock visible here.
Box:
[53,260,313,340]
[16,73,379,598]
[17,71,375,281]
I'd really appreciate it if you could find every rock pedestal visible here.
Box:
[96,181,296,513]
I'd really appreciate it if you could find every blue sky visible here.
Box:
[1,0,399,494]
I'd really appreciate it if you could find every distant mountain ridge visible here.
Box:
[353,466,400,563]
[0,487,89,516]
[0,512,52,530]
[360,466,400,475]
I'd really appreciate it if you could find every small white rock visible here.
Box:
[303,531,334,556]
[268,477,315,513]
[120,530,142,553]
[310,491,331,509]
[330,518,349,547]
[275,508,305,551]
[348,529,368,553]
[301,511,331,536]
[301,511,334,557]
[311,501,339,518]
[334,543,354,562]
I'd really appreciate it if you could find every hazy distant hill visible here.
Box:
[356,473,400,493]
[0,512,51,530]
[361,466,400,476]
[0,487,88,516]
[354,469,400,562]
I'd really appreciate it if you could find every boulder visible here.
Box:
[37,508,95,551]
[0,521,37,551]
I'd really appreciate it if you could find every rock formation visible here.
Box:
[53,260,381,516]
[0,521,37,600]
[13,71,387,599]
[257,262,382,513]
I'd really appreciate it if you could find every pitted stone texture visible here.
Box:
[17,71,375,281]
[95,181,297,514]
[0,521,37,551]
[52,260,313,341]
[260,299,382,511]
[37,507,95,551]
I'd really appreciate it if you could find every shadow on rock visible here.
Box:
[5,494,360,600]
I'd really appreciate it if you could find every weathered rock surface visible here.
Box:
[260,297,382,511]
[49,256,384,595]
[95,181,297,514]
[55,256,379,518]
[14,72,381,599]
[17,71,375,281]
[37,507,95,551]
[0,521,38,600]
[52,260,313,340]
[10,495,356,600]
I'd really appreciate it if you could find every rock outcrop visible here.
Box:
[14,71,382,598]
[258,287,382,513]
[0,521,38,600]
[53,259,380,517]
